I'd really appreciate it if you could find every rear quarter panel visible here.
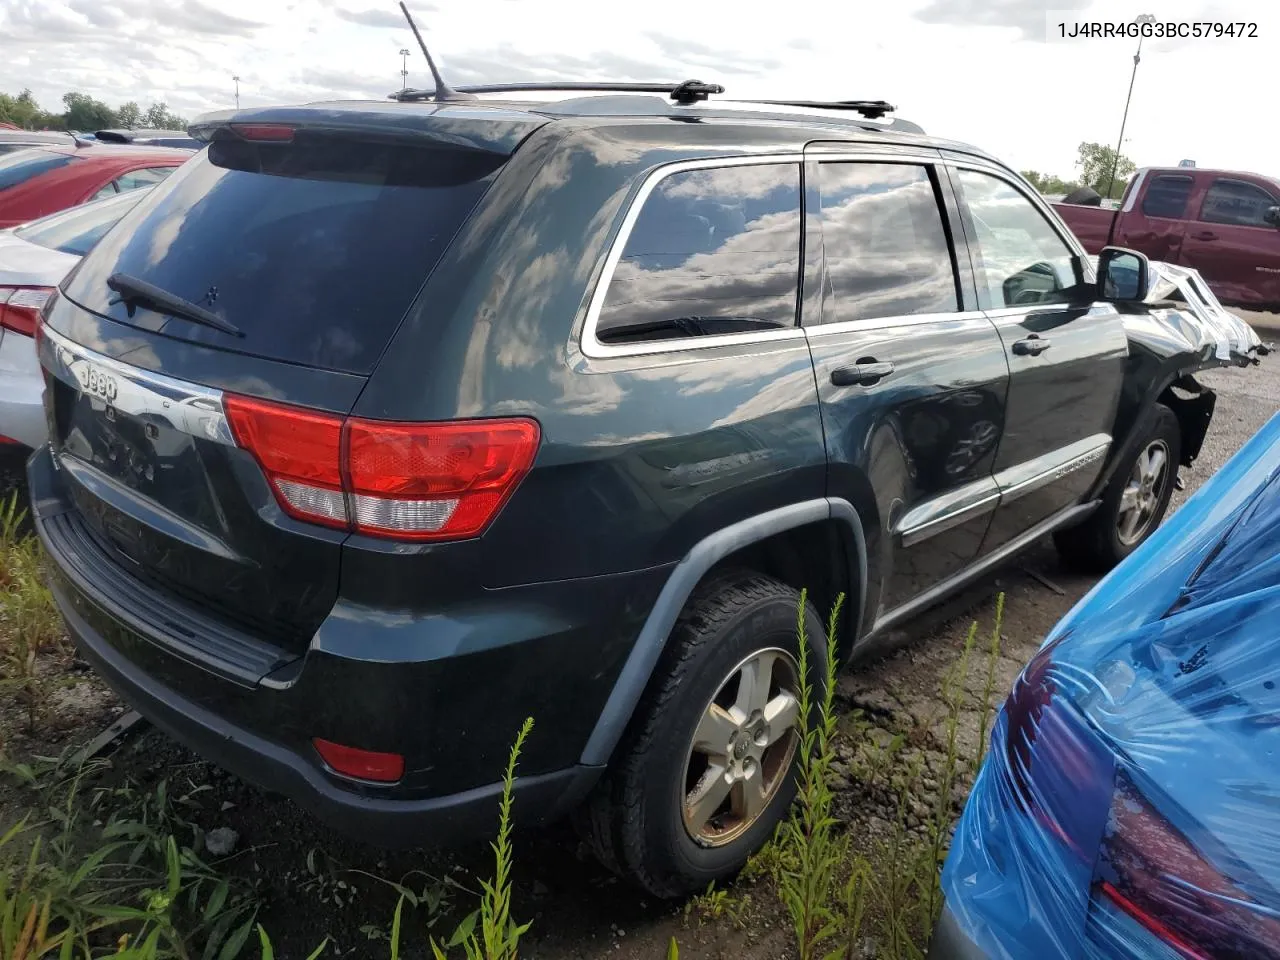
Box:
[357,122,829,588]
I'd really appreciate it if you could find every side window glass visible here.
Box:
[956,169,1079,309]
[1200,179,1277,227]
[91,182,118,201]
[817,162,958,323]
[1141,175,1193,219]
[115,167,173,193]
[595,163,801,344]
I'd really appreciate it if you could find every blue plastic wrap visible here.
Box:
[941,410,1280,959]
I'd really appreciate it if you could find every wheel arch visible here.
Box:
[578,498,868,767]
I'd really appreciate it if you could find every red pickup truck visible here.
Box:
[1053,167,1280,311]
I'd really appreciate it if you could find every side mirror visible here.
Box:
[1097,246,1149,303]
[1265,205,1280,227]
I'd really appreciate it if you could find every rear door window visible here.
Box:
[0,150,75,190]
[63,137,502,374]
[594,163,801,344]
[816,162,959,323]
[1141,175,1193,219]
[1199,178,1277,227]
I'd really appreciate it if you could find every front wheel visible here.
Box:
[577,571,826,898]
[1055,403,1181,571]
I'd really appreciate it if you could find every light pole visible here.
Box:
[399,49,410,91]
[1107,13,1157,199]
[233,75,241,110]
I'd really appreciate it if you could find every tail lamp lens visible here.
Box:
[1094,771,1280,959]
[224,393,539,541]
[0,286,54,338]
[1004,638,1116,859]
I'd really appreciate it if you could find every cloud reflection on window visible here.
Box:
[818,162,958,323]
[596,164,801,342]
[956,169,1076,308]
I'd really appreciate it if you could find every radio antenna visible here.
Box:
[396,1,474,102]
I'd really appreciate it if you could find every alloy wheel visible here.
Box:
[1118,439,1171,545]
[681,648,801,847]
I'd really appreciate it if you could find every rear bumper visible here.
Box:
[0,329,45,448]
[29,445,667,846]
[52,568,598,845]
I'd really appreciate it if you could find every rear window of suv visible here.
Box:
[63,136,503,374]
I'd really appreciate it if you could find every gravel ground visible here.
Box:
[0,355,1276,959]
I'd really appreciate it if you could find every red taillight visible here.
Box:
[0,286,54,338]
[230,123,295,142]
[224,393,540,541]
[346,418,540,540]
[224,395,346,529]
[1096,772,1280,959]
[312,738,404,783]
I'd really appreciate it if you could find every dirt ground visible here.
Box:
[0,357,1276,959]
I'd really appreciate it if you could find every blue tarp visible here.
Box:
[941,410,1280,959]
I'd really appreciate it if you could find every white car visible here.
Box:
[0,188,150,447]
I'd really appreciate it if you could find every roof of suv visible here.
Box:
[190,92,997,165]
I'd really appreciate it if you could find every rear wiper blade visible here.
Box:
[597,315,786,342]
[106,273,243,338]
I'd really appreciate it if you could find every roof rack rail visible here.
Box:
[450,80,725,104]
[751,99,897,120]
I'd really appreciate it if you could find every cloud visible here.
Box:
[913,0,1089,40]
[646,32,782,76]
[335,6,410,28]
[442,46,670,84]
[146,0,267,36]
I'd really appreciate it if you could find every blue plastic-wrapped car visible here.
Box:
[934,409,1280,959]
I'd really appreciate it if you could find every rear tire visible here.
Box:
[577,571,827,899]
[1055,403,1180,571]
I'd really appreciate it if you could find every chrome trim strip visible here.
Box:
[868,499,1099,641]
[898,478,1000,548]
[805,309,988,338]
[40,323,236,447]
[579,153,806,360]
[994,434,1111,505]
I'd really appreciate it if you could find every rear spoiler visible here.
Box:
[188,103,549,158]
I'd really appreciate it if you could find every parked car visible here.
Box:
[1053,167,1280,311]
[0,188,152,447]
[0,129,77,155]
[0,144,189,229]
[93,128,203,150]
[26,89,1262,898]
[934,406,1280,960]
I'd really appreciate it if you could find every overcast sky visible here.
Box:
[2,0,1276,177]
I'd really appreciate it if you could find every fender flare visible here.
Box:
[579,497,868,767]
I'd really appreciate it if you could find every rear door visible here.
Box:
[803,148,1009,619]
[43,132,507,655]
[1112,171,1195,263]
[950,166,1126,553]
[1179,175,1280,307]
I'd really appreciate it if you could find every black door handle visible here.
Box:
[831,358,895,387]
[1012,335,1051,357]
[1191,230,1217,241]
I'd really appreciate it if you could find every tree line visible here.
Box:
[1021,141,1138,199]
[0,89,188,133]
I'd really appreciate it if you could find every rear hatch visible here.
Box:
[42,104,544,657]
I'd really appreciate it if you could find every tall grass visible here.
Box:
[0,493,67,735]
[768,592,1006,960]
